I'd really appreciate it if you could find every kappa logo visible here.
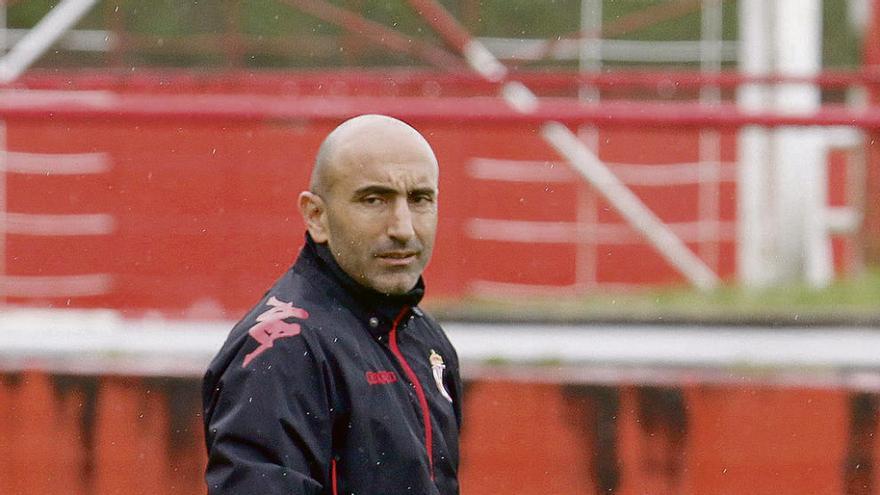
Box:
[365,370,398,385]
[242,296,310,368]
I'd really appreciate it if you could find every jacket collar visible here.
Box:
[297,233,423,337]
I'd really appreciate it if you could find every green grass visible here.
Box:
[426,268,880,324]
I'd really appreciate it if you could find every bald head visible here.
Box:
[298,114,440,294]
[310,114,438,198]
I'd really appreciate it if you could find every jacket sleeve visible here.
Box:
[203,327,335,494]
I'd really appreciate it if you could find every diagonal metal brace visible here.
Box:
[0,0,99,84]
[403,0,720,289]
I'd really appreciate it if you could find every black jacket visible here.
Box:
[203,235,462,494]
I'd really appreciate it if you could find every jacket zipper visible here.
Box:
[388,306,434,479]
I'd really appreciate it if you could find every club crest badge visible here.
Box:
[430,349,453,403]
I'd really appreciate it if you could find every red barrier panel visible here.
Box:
[0,77,861,314]
[1,372,875,495]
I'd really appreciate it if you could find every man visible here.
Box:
[202,114,462,494]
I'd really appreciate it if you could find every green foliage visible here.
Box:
[123,1,227,36]
[473,0,581,37]
[241,0,339,37]
[3,0,866,69]
[7,0,54,26]
[609,0,737,42]
[824,0,861,67]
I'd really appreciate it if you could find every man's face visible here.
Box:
[317,139,439,295]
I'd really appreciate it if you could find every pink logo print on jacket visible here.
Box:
[242,296,310,368]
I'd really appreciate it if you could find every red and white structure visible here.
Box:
[0,0,877,314]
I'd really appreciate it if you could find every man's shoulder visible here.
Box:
[206,269,331,372]
[412,308,457,353]
[230,269,347,340]
[413,307,446,334]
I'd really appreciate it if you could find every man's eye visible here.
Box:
[363,196,385,205]
[411,195,433,205]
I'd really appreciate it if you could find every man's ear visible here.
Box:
[298,191,329,243]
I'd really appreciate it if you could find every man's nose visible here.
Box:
[387,197,415,242]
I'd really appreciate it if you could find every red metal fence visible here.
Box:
[1,71,866,314]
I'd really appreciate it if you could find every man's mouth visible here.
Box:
[376,251,419,266]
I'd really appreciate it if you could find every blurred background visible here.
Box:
[0,0,879,493]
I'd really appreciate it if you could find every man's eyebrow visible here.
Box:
[408,187,436,197]
[352,185,437,197]
[353,185,397,197]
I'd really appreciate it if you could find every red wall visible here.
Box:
[1,74,859,315]
[2,371,877,495]
[5,116,742,316]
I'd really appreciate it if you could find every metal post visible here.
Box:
[737,0,826,287]
[737,0,774,287]
[773,0,826,286]
[579,0,602,102]
[577,0,602,289]
[699,0,723,273]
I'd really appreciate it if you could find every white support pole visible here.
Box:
[0,0,99,83]
[578,0,602,102]
[577,0,602,289]
[804,128,834,286]
[737,0,827,288]
[737,0,774,287]
[773,0,826,286]
[700,0,724,102]
[699,0,724,272]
